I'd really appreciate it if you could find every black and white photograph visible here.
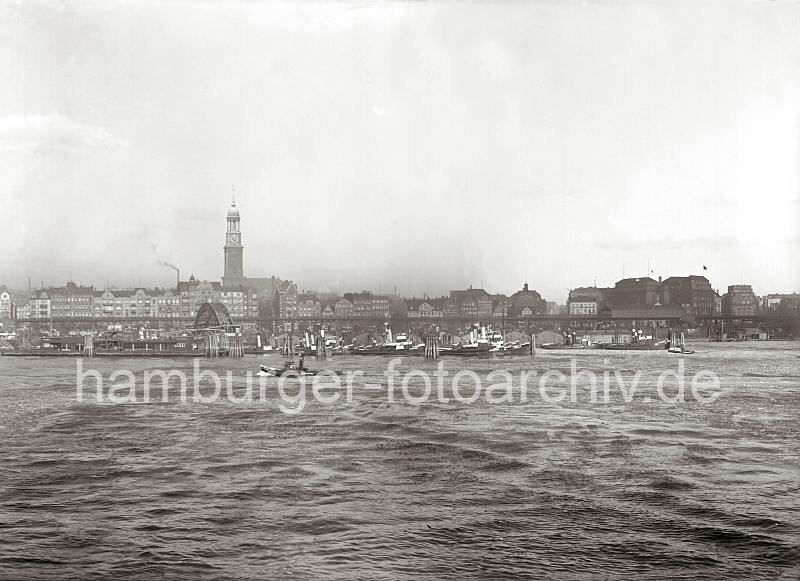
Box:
[1,1,799,579]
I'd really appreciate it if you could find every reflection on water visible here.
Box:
[1,342,798,579]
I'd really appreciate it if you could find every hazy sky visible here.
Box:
[1,0,798,301]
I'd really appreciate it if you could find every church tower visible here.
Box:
[223,189,244,286]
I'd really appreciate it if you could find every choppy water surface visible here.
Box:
[1,342,798,580]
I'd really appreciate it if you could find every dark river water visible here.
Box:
[1,342,798,580]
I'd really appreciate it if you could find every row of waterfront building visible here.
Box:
[276,282,553,320]
[2,200,797,325]
[4,280,549,322]
[7,278,259,321]
[3,276,798,324]
[566,276,797,318]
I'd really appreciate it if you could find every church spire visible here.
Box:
[231,184,236,207]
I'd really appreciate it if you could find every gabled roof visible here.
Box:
[178,279,221,292]
[450,288,491,302]
[405,298,442,310]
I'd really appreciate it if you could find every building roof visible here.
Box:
[405,298,443,310]
[47,282,95,295]
[344,292,389,302]
[510,283,543,300]
[662,275,710,283]
[615,277,657,286]
[450,288,491,301]
[178,279,222,292]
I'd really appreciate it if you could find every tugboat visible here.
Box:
[260,352,314,376]
[259,353,344,377]
[439,324,492,357]
[350,325,421,355]
[260,362,317,377]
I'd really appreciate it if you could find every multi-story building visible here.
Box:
[276,280,298,318]
[659,276,716,316]
[449,288,493,319]
[569,300,597,315]
[129,288,154,318]
[153,289,181,319]
[221,286,258,319]
[568,287,607,315]
[442,297,459,319]
[94,290,116,318]
[296,293,322,318]
[606,278,658,308]
[48,282,96,318]
[406,299,443,318]
[178,276,223,319]
[333,297,354,318]
[0,286,12,319]
[92,288,159,319]
[492,296,511,318]
[343,291,390,318]
[21,290,51,320]
[722,285,759,317]
[763,293,800,312]
[509,283,547,317]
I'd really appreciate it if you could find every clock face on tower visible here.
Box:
[228,233,240,244]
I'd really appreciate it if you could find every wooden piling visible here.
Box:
[424,334,439,358]
[315,334,327,359]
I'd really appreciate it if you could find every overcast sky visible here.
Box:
[1,0,798,301]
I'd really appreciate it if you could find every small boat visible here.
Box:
[260,364,316,377]
[259,363,344,377]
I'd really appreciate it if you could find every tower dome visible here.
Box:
[227,185,240,217]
